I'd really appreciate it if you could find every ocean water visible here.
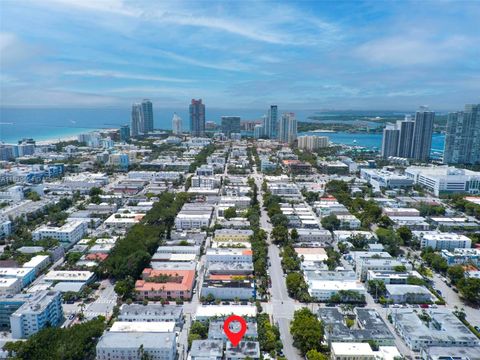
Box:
[0,107,309,143]
[299,131,445,153]
[0,108,444,153]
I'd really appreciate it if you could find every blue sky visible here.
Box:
[1,0,479,110]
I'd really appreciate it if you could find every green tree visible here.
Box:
[306,349,329,360]
[367,280,387,298]
[347,234,369,250]
[4,317,105,360]
[457,278,480,304]
[286,272,310,301]
[321,214,340,231]
[272,225,289,245]
[224,207,237,219]
[290,228,299,242]
[396,226,413,245]
[447,265,465,285]
[290,308,324,355]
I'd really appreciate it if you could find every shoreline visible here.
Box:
[1,127,120,146]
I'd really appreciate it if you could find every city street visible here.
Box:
[254,170,303,360]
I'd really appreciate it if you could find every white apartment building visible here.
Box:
[421,233,472,250]
[22,255,50,275]
[308,280,366,301]
[206,248,253,264]
[356,258,412,281]
[298,135,329,151]
[96,332,176,360]
[191,176,220,189]
[0,278,22,295]
[175,213,211,230]
[267,183,302,200]
[32,220,88,247]
[10,291,63,339]
[405,166,480,196]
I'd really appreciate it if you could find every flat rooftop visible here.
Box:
[109,321,175,333]
[96,331,176,349]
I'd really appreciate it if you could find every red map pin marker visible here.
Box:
[223,315,247,347]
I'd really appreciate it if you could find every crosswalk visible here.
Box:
[93,299,117,305]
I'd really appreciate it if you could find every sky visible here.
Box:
[1,0,479,110]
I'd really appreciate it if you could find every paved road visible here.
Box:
[430,272,480,327]
[253,170,302,360]
[84,279,117,320]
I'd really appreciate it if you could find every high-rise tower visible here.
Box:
[189,99,205,137]
[141,99,154,133]
[278,112,297,144]
[131,103,143,137]
[172,113,182,135]
[444,104,480,164]
[396,115,415,158]
[411,106,435,161]
[264,105,278,139]
[221,116,241,138]
[381,124,400,158]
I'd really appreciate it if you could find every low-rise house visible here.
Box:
[307,280,366,301]
[135,269,195,300]
[22,255,50,275]
[96,332,176,360]
[0,267,36,288]
[206,249,253,264]
[366,270,421,285]
[174,203,214,230]
[295,228,332,244]
[225,341,260,360]
[194,305,256,322]
[118,304,183,327]
[336,214,361,229]
[201,275,255,300]
[208,319,257,341]
[420,232,472,250]
[32,219,88,248]
[43,270,95,284]
[385,284,433,303]
[318,308,395,346]
[0,278,22,295]
[356,258,412,281]
[190,340,223,360]
[214,229,253,242]
[392,308,479,351]
[441,248,480,266]
[104,212,145,229]
[333,231,377,243]
[390,216,429,230]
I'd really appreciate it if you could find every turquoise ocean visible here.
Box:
[0,107,444,153]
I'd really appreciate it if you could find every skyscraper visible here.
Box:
[221,116,241,138]
[131,103,143,137]
[444,104,480,164]
[411,106,435,161]
[278,112,297,144]
[396,115,415,158]
[381,124,400,158]
[141,99,154,133]
[264,105,278,139]
[189,99,205,137]
[120,124,130,142]
[172,113,182,135]
[254,124,264,139]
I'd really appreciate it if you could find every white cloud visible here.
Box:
[63,70,192,83]
[354,34,470,66]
